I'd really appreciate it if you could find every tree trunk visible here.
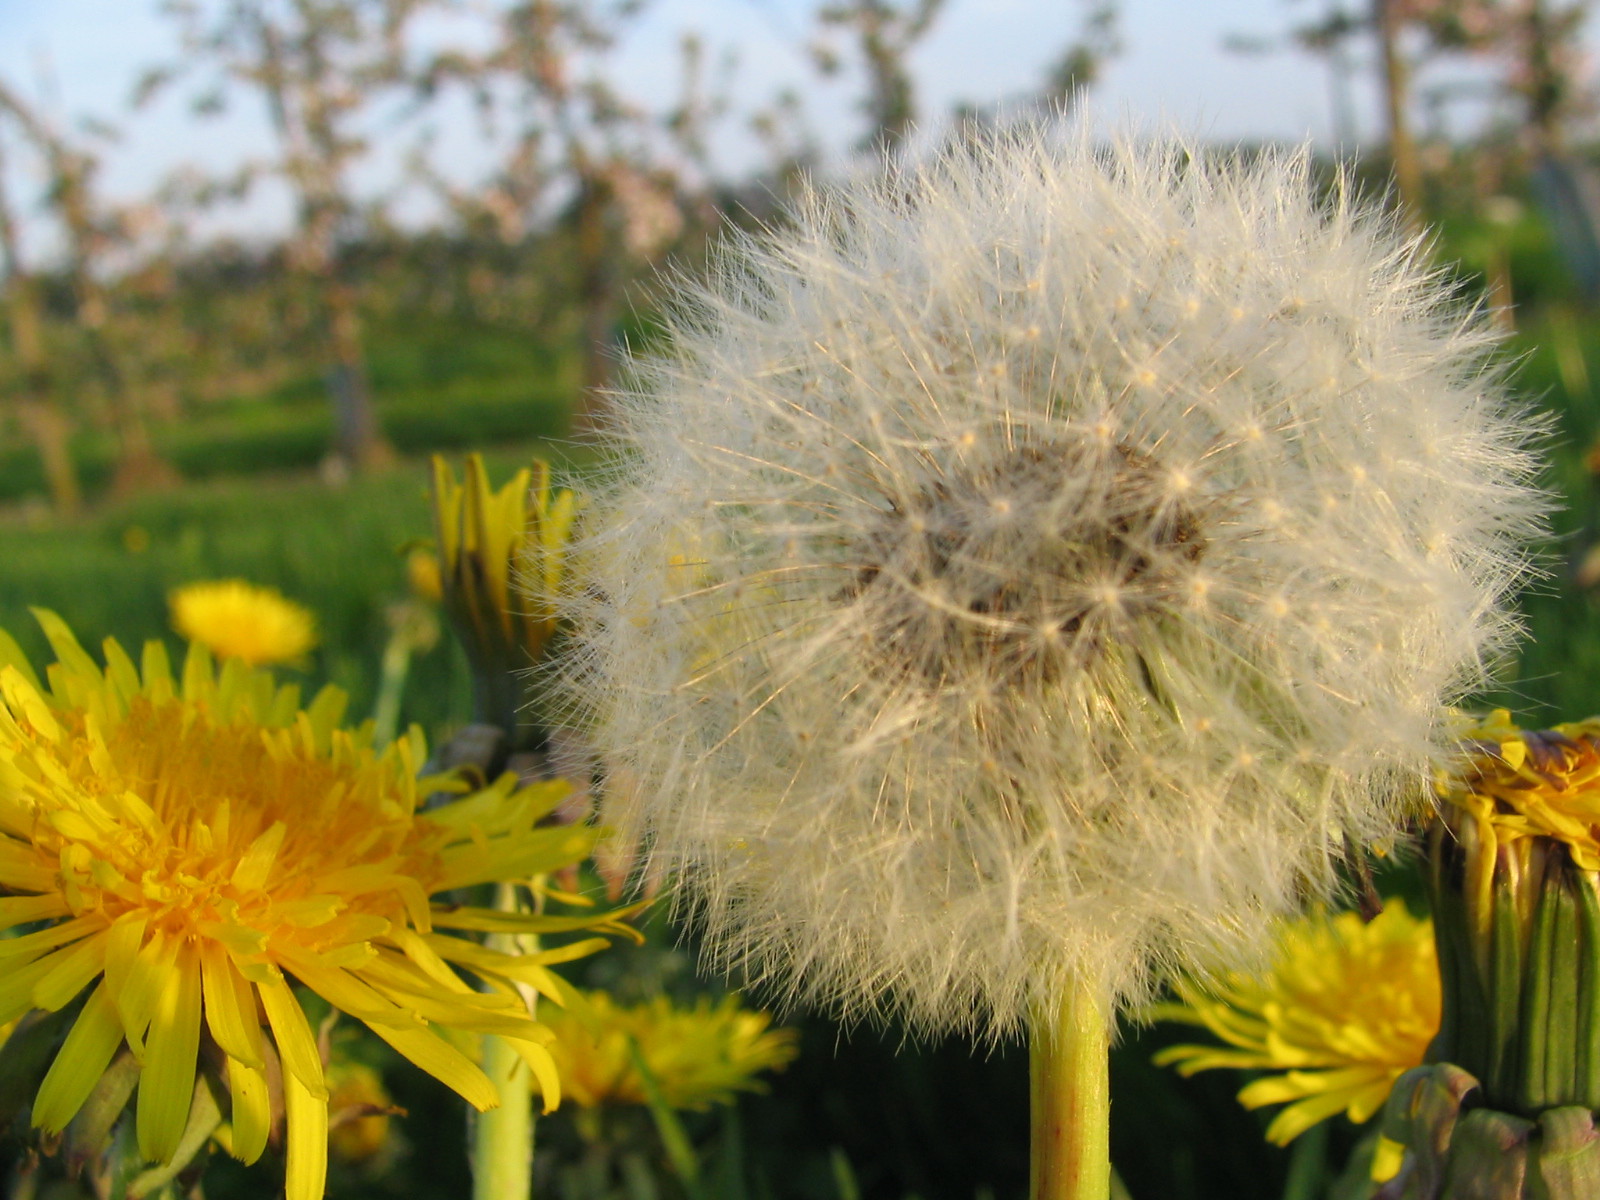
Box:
[324,276,390,470]
[567,172,616,439]
[1375,0,1424,227]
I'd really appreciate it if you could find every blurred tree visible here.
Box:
[0,78,175,499]
[1234,1,1594,229]
[416,2,723,428]
[1038,0,1122,112]
[143,0,436,471]
[810,0,947,156]
[1375,0,1426,224]
[0,130,79,516]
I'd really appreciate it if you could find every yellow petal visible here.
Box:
[0,836,57,893]
[136,941,203,1164]
[32,982,124,1134]
[1260,1086,1365,1146]
[100,638,142,705]
[0,954,64,1025]
[282,955,421,1031]
[32,931,112,1012]
[225,1055,271,1165]
[0,626,43,693]
[103,912,148,997]
[361,973,543,1038]
[510,1037,562,1113]
[1371,1135,1406,1183]
[1240,1065,1384,1109]
[0,913,100,962]
[257,971,327,1099]
[30,608,101,685]
[231,822,286,892]
[283,1060,329,1200]
[115,927,177,1055]
[0,893,72,931]
[200,942,264,1069]
[140,639,174,702]
[368,1021,498,1111]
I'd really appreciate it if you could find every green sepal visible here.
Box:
[1528,1107,1600,1200]
[1574,879,1600,1109]
[1490,883,1526,1104]
[1519,879,1561,1111]
[124,1070,223,1199]
[1442,1108,1533,1197]
[62,1049,140,1177]
[1542,881,1582,1107]
[1429,828,1493,1081]
[1379,1063,1480,1199]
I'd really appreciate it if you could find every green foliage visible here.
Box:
[1479,306,1600,722]
[0,448,575,736]
[0,373,575,506]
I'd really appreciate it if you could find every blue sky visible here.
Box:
[0,0,1394,249]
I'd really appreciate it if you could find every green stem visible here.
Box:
[472,881,537,1200]
[1280,1120,1326,1200]
[1030,977,1112,1200]
[370,635,412,749]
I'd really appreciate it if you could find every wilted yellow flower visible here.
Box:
[1426,710,1600,1120]
[169,579,317,665]
[543,992,798,1111]
[1443,708,1600,868]
[0,611,633,1200]
[1153,899,1438,1148]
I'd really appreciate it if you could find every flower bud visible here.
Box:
[1381,713,1600,1198]
[430,453,578,756]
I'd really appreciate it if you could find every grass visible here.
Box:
[0,443,589,740]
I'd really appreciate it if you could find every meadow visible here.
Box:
[4,200,1600,1200]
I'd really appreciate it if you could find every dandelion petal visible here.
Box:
[32,982,122,1133]
[136,942,202,1163]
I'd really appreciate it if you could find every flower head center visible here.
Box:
[34,694,443,943]
[842,438,1205,685]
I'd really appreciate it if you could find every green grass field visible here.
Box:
[0,444,599,742]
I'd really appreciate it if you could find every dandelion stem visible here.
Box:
[472,880,538,1200]
[1029,978,1111,1200]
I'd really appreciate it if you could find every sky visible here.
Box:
[0,0,1401,253]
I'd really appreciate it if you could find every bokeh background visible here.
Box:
[2,2,1598,1198]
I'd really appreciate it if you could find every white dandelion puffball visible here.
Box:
[569,128,1542,1038]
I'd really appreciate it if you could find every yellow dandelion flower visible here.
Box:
[543,992,798,1111]
[0,611,633,1200]
[169,579,317,665]
[1153,899,1438,1148]
[326,1061,397,1164]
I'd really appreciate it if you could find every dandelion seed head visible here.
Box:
[565,126,1543,1038]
